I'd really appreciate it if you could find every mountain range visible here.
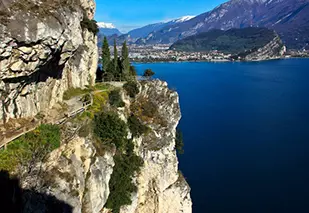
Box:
[97,22,122,47]
[108,16,195,44]
[170,27,283,54]
[121,0,309,49]
[97,22,122,36]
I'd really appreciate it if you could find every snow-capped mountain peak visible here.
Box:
[97,22,116,29]
[174,15,196,23]
[163,15,196,24]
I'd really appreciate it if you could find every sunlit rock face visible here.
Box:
[245,34,286,61]
[120,81,192,213]
[0,0,98,122]
[20,81,192,213]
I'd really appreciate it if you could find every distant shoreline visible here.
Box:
[131,56,309,64]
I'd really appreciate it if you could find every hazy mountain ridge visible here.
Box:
[139,0,309,49]
[106,16,195,45]
[97,22,122,46]
[170,27,286,60]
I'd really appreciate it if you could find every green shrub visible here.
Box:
[109,90,125,108]
[143,69,155,79]
[123,81,139,98]
[175,128,184,154]
[94,83,110,91]
[93,111,143,212]
[128,115,148,138]
[141,100,157,118]
[80,16,99,34]
[105,139,143,213]
[94,111,127,149]
[86,91,109,118]
[63,87,91,100]
[0,124,60,173]
[129,66,137,77]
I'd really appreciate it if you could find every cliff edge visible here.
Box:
[17,80,192,213]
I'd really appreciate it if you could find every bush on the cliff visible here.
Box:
[63,87,91,100]
[123,81,139,98]
[109,90,125,108]
[128,115,148,137]
[105,139,143,213]
[175,128,184,154]
[0,124,60,173]
[143,69,155,80]
[94,111,144,213]
[141,100,157,118]
[80,16,99,34]
[129,65,137,77]
[94,111,127,149]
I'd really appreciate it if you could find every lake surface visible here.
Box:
[134,59,309,213]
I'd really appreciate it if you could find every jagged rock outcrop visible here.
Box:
[120,80,191,213]
[244,35,286,61]
[0,0,98,122]
[22,133,115,213]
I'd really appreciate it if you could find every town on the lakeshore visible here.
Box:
[100,44,309,63]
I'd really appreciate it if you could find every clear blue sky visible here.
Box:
[95,0,228,33]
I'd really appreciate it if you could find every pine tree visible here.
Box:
[121,41,130,80]
[102,36,111,74]
[113,39,119,79]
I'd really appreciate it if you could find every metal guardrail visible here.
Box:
[0,93,93,149]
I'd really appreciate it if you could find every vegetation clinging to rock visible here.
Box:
[143,69,155,80]
[128,115,149,138]
[109,90,125,108]
[93,111,144,213]
[123,81,139,98]
[81,16,99,34]
[0,124,60,174]
[94,111,127,149]
[105,138,143,213]
[175,128,184,154]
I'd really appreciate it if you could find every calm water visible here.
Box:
[135,59,309,213]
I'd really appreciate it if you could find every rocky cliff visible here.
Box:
[0,0,98,122]
[0,1,192,212]
[19,80,192,213]
[120,81,191,213]
[244,35,286,61]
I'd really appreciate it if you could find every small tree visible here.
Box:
[129,65,137,77]
[175,128,184,154]
[113,39,119,78]
[102,36,111,74]
[128,115,148,138]
[121,41,130,80]
[143,69,155,80]
[109,90,125,108]
[123,81,139,98]
[94,111,127,149]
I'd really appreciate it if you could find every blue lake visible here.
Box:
[135,59,309,213]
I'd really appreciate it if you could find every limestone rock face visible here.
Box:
[20,81,192,213]
[0,0,98,122]
[120,80,192,213]
[245,35,286,61]
[22,135,115,213]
